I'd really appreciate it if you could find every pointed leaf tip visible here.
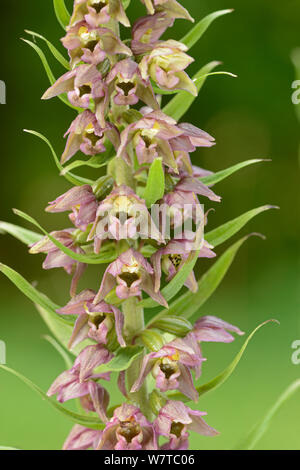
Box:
[181,9,234,51]
[0,365,103,430]
[206,205,278,248]
[167,319,279,403]
[53,0,70,30]
[236,376,300,450]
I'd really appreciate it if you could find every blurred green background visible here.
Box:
[0,0,299,450]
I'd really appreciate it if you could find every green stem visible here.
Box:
[123,298,150,418]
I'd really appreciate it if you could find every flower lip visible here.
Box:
[92,0,107,14]
[170,421,185,438]
[118,419,142,443]
[159,361,178,379]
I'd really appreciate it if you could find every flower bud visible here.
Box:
[149,389,167,415]
[151,315,193,337]
[92,175,114,200]
[140,329,165,352]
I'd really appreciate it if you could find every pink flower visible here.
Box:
[163,177,221,230]
[42,64,105,110]
[140,0,194,22]
[131,334,204,401]
[88,185,164,250]
[46,185,98,231]
[70,0,130,29]
[151,238,216,293]
[117,110,184,171]
[132,13,174,55]
[61,110,120,164]
[47,344,112,421]
[106,58,159,109]
[94,248,168,307]
[63,425,102,451]
[58,289,126,348]
[139,40,197,95]
[155,400,218,450]
[97,404,157,450]
[193,316,245,343]
[29,229,86,296]
[62,22,132,67]
[117,110,216,174]
[171,122,216,152]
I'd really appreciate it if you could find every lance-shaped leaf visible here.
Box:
[61,150,115,175]
[181,9,233,50]
[148,235,257,325]
[0,366,104,430]
[53,0,70,30]
[25,30,70,70]
[0,264,87,355]
[143,158,165,208]
[0,262,60,312]
[21,39,76,110]
[0,221,42,246]
[167,320,278,403]
[206,205,278,248]
[13,209,117,265]
[200,159,270,186]
[140,248,200,309]
[94,346,143,374]
[163,61,220,121]
[236,378,300,450]
[24,129,93,186]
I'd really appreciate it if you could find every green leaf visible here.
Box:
[94,346,144,374]
[61,152,114,175]
[181,9,233,50]
[206,205,278,248]
[163,61,220,121]
[0,221,42,245]
[200,159,270,186]
[236,378,300,450]
[143,158,165,208]
[0,365,104,430]
[14,209,117,266]
[21,39,76,110]
[23,130,93,186]
[0,263,60,312]
[0,263,90,356]
[149,235,256,324]
[140,248,200,309]
[43,335,73,369]
[168,320,279,403]
[53,0,70,30]
[25,30,70,70]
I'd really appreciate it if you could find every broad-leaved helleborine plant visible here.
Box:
[0,0,283,451]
